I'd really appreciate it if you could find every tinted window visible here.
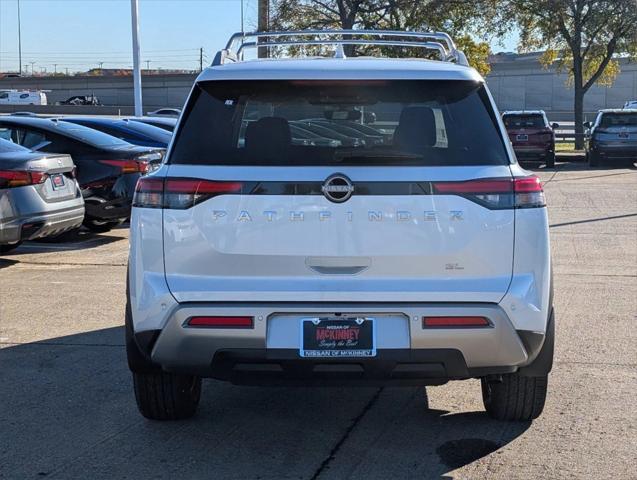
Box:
[170,80,508,166]
[503,114,545,128]
[124,121,171,142]
[54,121,134,148]
[600,113,637,127]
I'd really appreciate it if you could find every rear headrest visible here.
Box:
[393,106,437,153]
[245,117,291,161]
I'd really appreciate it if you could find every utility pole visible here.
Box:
[146,60,151,70]
[17,0,22,75]
[199,47,203,72]
[29,61,35,76]
[53,64,57,75]
[241,0,244,32]
[258,0,269,58]
[130,0,143,116]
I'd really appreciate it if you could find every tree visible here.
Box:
[269,0,500,76]
[506,0,637,148]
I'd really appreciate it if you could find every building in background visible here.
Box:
[486,52,637,122]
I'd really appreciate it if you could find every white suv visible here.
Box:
[127,30,554,421]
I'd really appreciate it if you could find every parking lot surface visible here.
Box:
[1,162,636,479]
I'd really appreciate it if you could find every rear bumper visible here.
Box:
[138,302,541,384]
[593,146,637,160]
[0,204,85,244]
[513,146,552,158]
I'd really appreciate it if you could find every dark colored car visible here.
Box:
[502,110,558,168]
[585,110,637,167]
[58,95,102,106]
[0,117,163,232]
[128,116,177,132]
[62,117,171,148]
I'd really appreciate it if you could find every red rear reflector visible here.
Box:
[187,316,254,328]
[423,316,490,328]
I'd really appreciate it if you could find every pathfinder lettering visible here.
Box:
[212,210,464,222]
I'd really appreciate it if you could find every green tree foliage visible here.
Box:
[504,0,637,147]
[269,0,500,76]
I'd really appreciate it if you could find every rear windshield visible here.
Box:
[125,120,172,141]
[503,114,545,129]
[55,121,134,148]
[169,80,509,166]
[599,113,637,127]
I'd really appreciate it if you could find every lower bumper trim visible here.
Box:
[175,348,519,386]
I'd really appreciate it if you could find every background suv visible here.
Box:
[127,30,554,423]
[585,109,637,167]
[502,110,558,168]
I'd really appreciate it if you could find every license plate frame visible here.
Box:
[51,173,65,190]
[299,317,376,358]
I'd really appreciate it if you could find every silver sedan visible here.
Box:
[0,138,85,253]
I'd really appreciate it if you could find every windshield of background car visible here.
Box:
[599,112,637,127]
[502,114,545,129]
[54,121,135,149]
[169,80,509,166]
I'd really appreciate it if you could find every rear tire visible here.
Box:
[83,218,123,233]
[0,242,22,254]
[588,151,600,167]
[481,373,548,421]
[133,371,202,420]
[545,152,555,169]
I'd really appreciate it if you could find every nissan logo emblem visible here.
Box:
[322,173,354,203]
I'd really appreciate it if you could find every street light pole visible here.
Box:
[17,0,22,75]
[130,0,143,116]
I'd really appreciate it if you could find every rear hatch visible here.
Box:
[595,112,637,146]
[503,114,551,148]
[157,79,516,303]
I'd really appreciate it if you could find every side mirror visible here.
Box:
[551,122,559,130]
[583,121,592,129]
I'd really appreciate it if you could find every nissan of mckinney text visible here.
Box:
[127,30,554,422]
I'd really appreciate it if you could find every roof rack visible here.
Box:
[212,29,469,66]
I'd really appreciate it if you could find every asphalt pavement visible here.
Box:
[1,162,636,479]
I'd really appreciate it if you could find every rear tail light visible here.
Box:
[186,316,254,328]
[0,170,47,188]
[99,159,150,174]
[423,316,491,328]
[432,176,545,209]
[133,177,243,209]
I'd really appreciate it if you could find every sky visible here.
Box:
[0,0,518,74]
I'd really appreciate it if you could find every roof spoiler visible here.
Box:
[212,29,469,67]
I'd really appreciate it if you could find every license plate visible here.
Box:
[300,317,376,358]
[51,174,65,190]
[516,134,528,141]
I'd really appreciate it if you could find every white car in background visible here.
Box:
[0,90,48,106]
[623,100,637,109]
[146,108,181,117]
